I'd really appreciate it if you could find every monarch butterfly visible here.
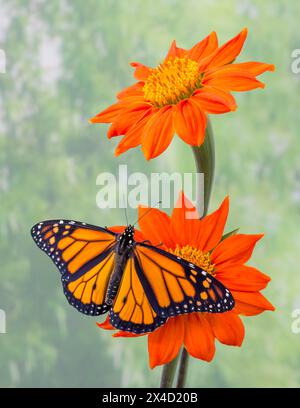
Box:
[31,219,234,334]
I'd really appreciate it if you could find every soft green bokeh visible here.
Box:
[0,0,299,388]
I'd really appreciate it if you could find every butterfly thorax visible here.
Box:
[116,225,135,255]
[105,225,135,305]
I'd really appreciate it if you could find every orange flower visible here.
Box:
[98,193,274,368]
[90,28,274,160]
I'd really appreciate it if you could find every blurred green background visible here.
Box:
[0,0,299,388]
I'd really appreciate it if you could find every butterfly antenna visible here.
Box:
[124,206,129,226]
[132,201,162,226]
[121,194,129,226]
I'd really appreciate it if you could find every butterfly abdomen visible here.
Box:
[105,226,135,305]
[105,265,122,305]
[105,247,133,305]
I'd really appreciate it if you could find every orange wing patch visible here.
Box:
[64,251,115,315]
[135,245,196,309]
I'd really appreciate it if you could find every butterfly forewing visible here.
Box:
[31,220,116,275]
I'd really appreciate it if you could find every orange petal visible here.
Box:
[190,196,229,252]
[165,40,187,60]
[117,82,144,100]
[211,234,264,269]
[133,228,147,242]
[183,314,215,362]
[216,265,271,292]
[138,206,175,248]
[207,311,245,346]
[226,62,275,76]
[197,51,220,73]
[207,28,248,69]
[174,99,207,146]
[107,225,127,234]
[193,86,237,113]
[148,316,184,369]
[170,191,200,246]
[188,32,218,61]
[115,109,155,156]
[114,131,141,156]
[232,291,275,316]
[89,102,124,124]
[141,106,175,160]
[108,102,152,138]
[130,62,152,81]
[202,68,265,92]
[96,315,115,330]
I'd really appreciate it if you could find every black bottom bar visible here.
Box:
[0,388,295,405]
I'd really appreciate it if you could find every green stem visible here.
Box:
[176,348,190,388]
[191,118,215,218]
[175,118,215,388]
[160,354,180,388]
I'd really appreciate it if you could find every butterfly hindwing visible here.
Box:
[31,220,117,316]
[63,246,116,316]
[133,243,235,319]
[109,256,167,333]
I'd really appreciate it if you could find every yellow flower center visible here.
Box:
[169,244,215,275]
[143,57,202,108]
